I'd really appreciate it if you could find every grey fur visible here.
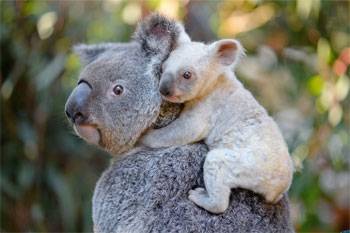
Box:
[133,13,189,58]
[93,144,294,233]
[66,14,294,232]
[72,43,162,154]
[73,43,128,66]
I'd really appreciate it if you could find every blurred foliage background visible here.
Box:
[1,0,349,232]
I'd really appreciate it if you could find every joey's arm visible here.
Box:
[140,111,208,148]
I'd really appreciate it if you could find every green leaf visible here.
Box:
[307,75,324,96]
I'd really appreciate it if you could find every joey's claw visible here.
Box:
[188,187,208,204]
[189,187,206,196]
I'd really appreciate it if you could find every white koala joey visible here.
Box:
[140,37,294,214]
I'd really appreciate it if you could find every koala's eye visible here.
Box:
[113,85,124,95]
[183,71,192,79]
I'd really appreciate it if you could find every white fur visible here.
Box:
[176,24,191,44]
[141,39,294,214]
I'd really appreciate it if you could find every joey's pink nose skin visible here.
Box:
[65,82,92,124]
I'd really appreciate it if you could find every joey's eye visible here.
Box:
[113,85,124,95]
[183,71,192,79]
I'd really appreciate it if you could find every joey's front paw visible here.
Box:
[139,136,153,147]
[139,131,161,148]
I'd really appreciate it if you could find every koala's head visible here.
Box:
[159,39,243,103]
[65,14,188,155]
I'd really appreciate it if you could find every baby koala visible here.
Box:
[140,38,294,214]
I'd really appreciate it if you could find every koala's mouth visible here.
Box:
[74,124,101,145]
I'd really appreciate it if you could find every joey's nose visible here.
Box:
[159,85,171,96]
[159,74,173,96]
[65,82,91,124]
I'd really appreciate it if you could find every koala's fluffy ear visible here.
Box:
[73,43,116,66]
[210,39,244,68]
[134,13,191,56]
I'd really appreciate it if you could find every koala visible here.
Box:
[65,14,188,155]
[65,14,294,232]
[140,39,294,213]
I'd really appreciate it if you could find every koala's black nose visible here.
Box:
[65,111,87,125]
[65,82,91,124]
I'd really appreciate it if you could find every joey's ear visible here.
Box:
[176,24,191,45]
[73,43,116,66]
[134,13,191,56]
[210,39,244,67]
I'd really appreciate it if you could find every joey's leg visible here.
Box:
[189,148,284,209]
[140,111,208,148]
[188,149,232,214]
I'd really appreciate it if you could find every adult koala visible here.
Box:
[65,14,294,233]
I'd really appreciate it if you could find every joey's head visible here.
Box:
[65,14,188,155]
[159,39,244,103]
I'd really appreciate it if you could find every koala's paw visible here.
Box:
[188,187,228,214]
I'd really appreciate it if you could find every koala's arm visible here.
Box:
[140,108,209,148]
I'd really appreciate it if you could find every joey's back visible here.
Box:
[151,37,294,205]
[157,37,292,166]
[183,71,294,203]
